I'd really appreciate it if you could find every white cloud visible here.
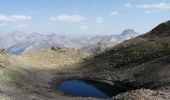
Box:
[80,25,88,29]
[0,22,8,26]
[15,24,30,28]
[50,15,85,22]
[125,3,132,7]
[144,10,162,14]
[0,14,32,22]
[136,2,170,9]
[125,3,133,9]
[96,17,103,24]
[110,11,119,16]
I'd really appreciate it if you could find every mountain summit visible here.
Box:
[120,29,138,37]
[118,29,139,41]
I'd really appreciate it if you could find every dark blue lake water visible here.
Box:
[58,79,129,98]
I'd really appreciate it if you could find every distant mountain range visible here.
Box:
[0,29,139,55]
[79,29,139,54]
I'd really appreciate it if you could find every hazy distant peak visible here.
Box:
[46,33,56,37]
[120,29,139,36]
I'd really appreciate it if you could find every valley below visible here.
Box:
[1,20,170,100]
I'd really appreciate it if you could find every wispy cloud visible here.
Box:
[50,15,85,22]
[96,17,103,24]
[110,11,119,16]
[144,10,162,14]
[0,14,32,22]
[0,22,8,26]
[136,2,170,10]
[125,3,133,9]
[15,24,30,28]
[124,2,170,14]
[80,25,88,29]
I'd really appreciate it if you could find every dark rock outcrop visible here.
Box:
[0,49,6,54]
[142,20,170,38]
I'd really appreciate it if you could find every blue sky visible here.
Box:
[0,0,169,35]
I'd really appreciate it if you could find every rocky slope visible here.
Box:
[142,20,170,38]
[78,20,170,99]
[113,89,170,100]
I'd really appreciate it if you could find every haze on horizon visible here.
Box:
[0,0,169,35]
